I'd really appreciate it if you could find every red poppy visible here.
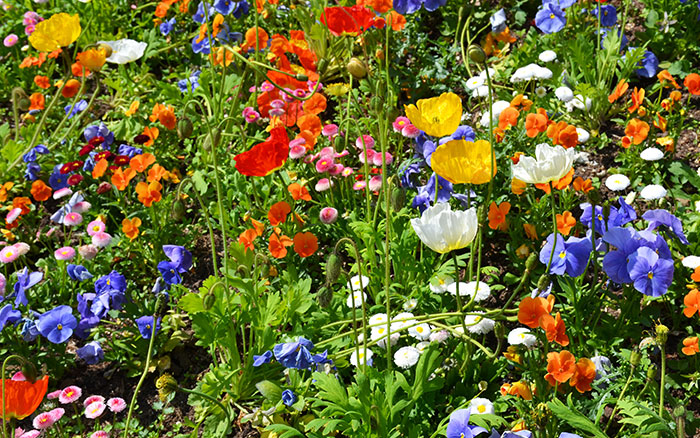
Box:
[2,375,49,420]
[234,127,289,177]
[320,5,376,37]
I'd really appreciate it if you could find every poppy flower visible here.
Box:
[540,312,569,346]
[303,93,327,115]
[76,48,106,72]
[431,139,496,185]
[269,232,293,258]
[518,296,551,328]
[34,75,50,89]
[234,127,289,177]
[121,217,141,241]
[30,180,52,202]
[293,232,318,257]
[140,126,159,147]
[608,78,629,103]
[28,13,81,52]
[488,201,510,231]
[682,337,699,356]
[288,183,311,201]
[320,5,376,37]
[29,93,45,111]
[1,375,49,420]
[268,201,291,226]
[685,73,700,95]
[569,358,596,392]
[545,350,576,385]
[244,26,269,50]
[405,92,462,138]
[135,181,162,207]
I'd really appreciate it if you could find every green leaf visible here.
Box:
[179,293,204,315]
[547,397,607,438]
[255,380,283,403]
[192,170,209,196]
[645,10,659,28]
[265,424,305,438]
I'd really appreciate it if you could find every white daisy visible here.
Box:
[349,348,373,367]
[535,86,547,98]
[346,290,367,308]
[447,281,470,297]
[466,76,485,90]
[538,50,557,62]
[415,341,431,353]
[464,281,491,302]
[640,147,664,161]
[605,174,630,191]
[508,328,536,347]
[347,275,369,291]
[393,346,421,369]
[464,312,495,334]
[682,256,700,269]
[368,313,388,327]
[576,128,590,143]
[640,184,667,200]
[391,312,417,331]
[429,275,453,294]
[408,323,432,340]
[469,397,495,415]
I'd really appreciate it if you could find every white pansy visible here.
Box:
[411,203,478,254]
[604,174,630,191]
[508,328,536,347]
[538,50,557,62]
[511,143,576,184]
[555,86,574,102]
[98,39,147,64]
[393,346,421,369]
[640,184,667,200]
[640,147,664,161]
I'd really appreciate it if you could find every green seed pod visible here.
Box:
[346,57,368,79]
[177,117,194,139]
[468,45,487,64]
[171,199,186,221]
[629,350,642,367]
[210,128,221,149]
[655,323,669,345]
[525,252,538,272]
[494,322,505,340]
[536,274,551,293]
[478,381,488,391]
[317,286,333,308]
[156,374,179,401]
[391,187,406,212]
[325,253,342,285]
[295,73,308,82]
[97,43,113,58]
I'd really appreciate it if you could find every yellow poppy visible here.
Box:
[28,13,81,52]
[76,48,107,71]
[404,92,462,137]
[430,139,496,185]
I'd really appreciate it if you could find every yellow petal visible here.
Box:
[431,139,496,185]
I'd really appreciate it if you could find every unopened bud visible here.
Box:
[21,361,38,383]
[391,187,406,212]
[18,98,31,112]
[494,322,505,340]
[478,381,488,391]
[629,350,642,367]
[156,374,178,401]
[347,57,368,79]
[317,58,328,75]
[203,291,216,310]
[536,274,551,292]
[97,43,113,58]
[646,364,657,380]
[655,323,669,345]
[525,253,538,272]
[325,253,342,285]
[468,45,487,64]
[177,117,194,139]
[295,73,308,82]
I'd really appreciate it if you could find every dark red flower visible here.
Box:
[88,136,105,146]
[67,174,84,186]
[94,151,113,161]
[78,144,95,156]
[97,182,112,194]
[234,127,289,177]
[133,134,150,145]
[320,6,376,37]
[114,155,130,166]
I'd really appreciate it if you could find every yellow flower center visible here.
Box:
[550,13,555,19]
[57,324,63,330]
[559,250,566,259]
[648,272,654,279]
[477,405,486,413]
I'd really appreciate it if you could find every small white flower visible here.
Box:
[605,174,630,191]
[347,275,369,291]
[429,275,453,294]
[403,298,417,311]
[479,100,511,127]
[534,65,553,79]
[346,290,367,308]
[391,312,417,331]
[370,326,399,349]
[466,76,485,90]
[415,341,431,353]
[625,191,637,205]
[535,86,547,98]
[570,94,592,111]
[508,328,536,347]
[538,50,557,62]
[368,313,388,327]
[349,348,373,367]
[464,312,495,334]
[681,256,700,269]
[472,86,490,98]
[447,281,470,296]
[640,147,664,161]
[640,184,667,200]
[478,67,496,81]
[576,128,590,143]
[394,346,421,369]
[408,323,432,340]
[695,200,700,213]
[429,330,450,343]
[464,281,491,302]
[555,86,574,102]
[469,397,495,415]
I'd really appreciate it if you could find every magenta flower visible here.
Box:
[341,167,354,177]
[3,34,18,47]
[83,395,105,407]
[402,124,421,138]
[54,246,76,261]
[63,212,83,226]
[369,175,382,191]
[392,116,410,132]
[322,124,339,137]
[72,201,91,213]
[89,431,109,438]
[47,390,62,400]
[106,397,126,413]
[59,386,82,404]
[0,273,5,294]
[49,408,65,421]
[53,187,73,200]
[18,431,40,438]
[85,401,106,419]
[92,232,112,248]
[329,164,344,176]
[353,180,367,191]
[6,208,21,224]
[355,135,375,149]
[87,220,106,237]
[289,142,306,159]
[32,412,56,430]
[320,207,338,224]
[316,156,335,173]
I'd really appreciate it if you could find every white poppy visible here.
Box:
[98,39,147,64]
[555,86,574,102]
[411,203,478,254]
[681,256,700,269]
[511,143,576,184]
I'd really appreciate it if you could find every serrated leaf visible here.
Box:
[548,397,607,438]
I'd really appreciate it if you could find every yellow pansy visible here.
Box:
[430,139,496,185]
[28,13,81,52]
[404,92,462,137]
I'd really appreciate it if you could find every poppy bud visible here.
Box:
[655,323,669,345]
[525,252,538,272]
[18,98,31,112]
[210,128,221,148]
[97,181,112,194]
[97,43,113,58]
[347,57,368,79]
[21,361,38,383]
[317,58,328,75]
[536,274,551,293]
[468,45,487,64]
[295,73,308,82]
[646,364,657,380]
[203,291,216,310]
[171,199,185,221]
[325,253,342,285]
[375,49,384,60]
[391,187,406,212]
[629,350,642,366]
[317,286,332,308]
[477,204,487,223]
[177,117,194,139]
[494,322,505,340]
[478,381,488,391]
[13,87,29,111]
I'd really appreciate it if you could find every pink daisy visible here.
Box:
[59,386,82,404]
[49,408,65,421]
[392,116,410,133]
[322,124,339,137]
[46,390,62,400]
[401,124,421,138]
[353,180,367,191]
[341,167,354,177]
[11,372,25,381]
[13,242,30,256]
[90,431,109,438]
[84,401,106,419]
[53,188,73,200]
[315,156,335,173]
[63,212,83,226]
[106,397,126,413]
[86,220,106,237]
[18,431,40,438]
[92,232,112,248]
[319,207,338,224]
[6,208,21,224]
[315,178,332,192]
[54,246,76,261]
[32,412,56,430]
[83,395,105,407]
[72,201,91,213]
[289,144,306,159]
[0,245,20,264]
[355,135,375,150]
[368,175,382,192]
[78,245,98,260]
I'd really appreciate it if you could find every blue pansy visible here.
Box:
[642,209,688,245]
[0,304,22,330]
[253,350,273,366]
[117,144,143,158]
[77,341,104,364]
[627,246,673,296]
[64,100,88,120]
[602,226,640,284]
[160,17,176,36]
[273,337,315,369]
[539,233,591,277]
[24,162,41,181]
[84,123,114,149]
[136,315,161,339]
[13,267,43,307]
[393,0,424,14]
[592,4,617,26]
[635,50,659,78]
[67,264,93,282]
[37,305,77,343]
[535,3,566,34]
[446,409,487,438]
[281,389,297,407]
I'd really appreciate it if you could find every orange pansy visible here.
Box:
[625,119,650,145]
[498,106,520,131]
[92,158,109,179]
[572,177,593,193]
[488,201,511,231]
[122,217,142,241]
[608,79,629,103]
[288,183,312,201]
[683,289,700,318]
[135,181,163,207]
[682,337,700,356]
[556,211,576,236]
[293,232,318,258]
[540,312,569,346]
[628,87,645,113]
[518,296,551,328]
[30,180,52,202]
[238,228,258,252]
[130,153,157,173]
[268,201,291,226]
[569,358,596,393]
[545,350,577,386]
[111,167,137,191]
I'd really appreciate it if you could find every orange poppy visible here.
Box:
[130,153,156,173]
[268,201,291,226]
[608,79,629,103]
[684,73,700,95]
[572,177,593,193]
[540,312,569,346]
[122,217,142,241]
[147,164,167,183]
[71,61,90,77]
[569,358,596,393]
[34,75,50,89]
[302,93,327,115]
[518,296,551,328]
[239,228,258,252]
[498,106,520,131]
[30,180,52,202]
[135,181,163,207]
[111,167,137,191]
[657,70,680,89]
[682,337,700,356]
[624,119,649,145]
[244,26,269,50]
[488,201,510,231]
[360,0,392,13]
[628,87,645,113]
[320,5,376,37]
[1,375,49,420]
[683,289,700,318]
[141,126,159,147]
[288,183,312,201]
[92,158,109,179]
[523,223,538,240]
[250,218,265,236]
[62,79,82,98]
[556,211,576,236]
[12,197,32,215]
[29,93,45,111]
[234,127,289,177]
[269,232,294,258]
[525,110,548,138]
[545,350,577,386]
[293,232,318,257]
[297,114,323,138]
